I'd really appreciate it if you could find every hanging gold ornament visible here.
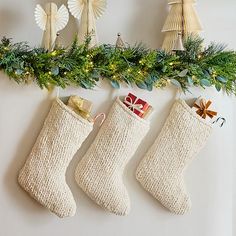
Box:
[172,32,185,51]
[116,33,125,49]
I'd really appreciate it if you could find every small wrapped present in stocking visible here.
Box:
[67,95,93,122]
[123,93,153,119]
[192,97,217,121]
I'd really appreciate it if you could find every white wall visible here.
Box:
[0,1,235,236]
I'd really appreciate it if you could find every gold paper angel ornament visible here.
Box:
[35,3,69,51]
[68,0,107,47]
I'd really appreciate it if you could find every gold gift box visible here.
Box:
[67,95,93,122]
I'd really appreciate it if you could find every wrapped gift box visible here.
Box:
[67,95,93,121]
[123,93,151,118]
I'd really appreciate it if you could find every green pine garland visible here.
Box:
[0,35,236,94]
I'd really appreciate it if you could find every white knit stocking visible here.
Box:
[75,98,150,216]
[136,99,212,215]
[18,99,93,218]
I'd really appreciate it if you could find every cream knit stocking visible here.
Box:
[75,98,150,216]
[18,99,93,218]
[136,99,212,215]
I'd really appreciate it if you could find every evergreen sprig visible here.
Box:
[0,35,236,95]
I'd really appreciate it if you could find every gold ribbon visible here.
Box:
[68,96,93,121]
[193,99,217,119]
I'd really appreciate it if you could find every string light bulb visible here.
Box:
[110,64,116,70]
[212,72,217,77]
[51,51,57,56]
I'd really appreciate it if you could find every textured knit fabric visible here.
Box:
[75,98,150,216]
[18,98,93,218]
[136,99,212,215]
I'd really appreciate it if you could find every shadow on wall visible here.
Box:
[0,8,22,36]
[128,0,168,48]
[3,96,54,221]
